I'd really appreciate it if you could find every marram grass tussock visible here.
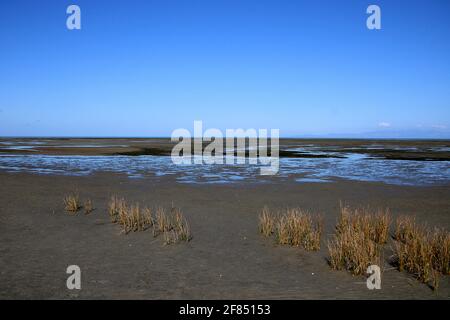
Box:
[259,206,323,251]
[63,193,94,215]
[327,204,390,276]
[108,196,192,244]
[391,215,449,290]
[63,193,81,213]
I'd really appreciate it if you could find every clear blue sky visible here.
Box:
[1,0,449,138]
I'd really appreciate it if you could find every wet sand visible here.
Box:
[1,138,449,160]
[0,171,449,299]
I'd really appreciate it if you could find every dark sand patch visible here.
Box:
[0,138,449,161]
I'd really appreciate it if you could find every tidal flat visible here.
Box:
[0,138,449,299]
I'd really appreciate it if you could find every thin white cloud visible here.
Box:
[378,122,391,128]
[431,124,447,129]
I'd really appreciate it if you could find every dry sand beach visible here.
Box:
[0,138,449,299]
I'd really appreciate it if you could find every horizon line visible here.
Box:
[1,136,450,141]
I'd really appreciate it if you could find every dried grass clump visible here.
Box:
[328,225,381,275]
[393,232,435,285]
[336,204,391,245]
[154,207,192,244]
[391,216,449,289]
[394,215,420,243]
[258,206,276,237]
[64,194,81,213]
[259,207,323,251]
[108,195,125,223]
[117,203,153,234]
[172,207,192,242]
[430,228,450,275]
[328,204,390,275]
[154,207,173,234]
[108,196,191,244]
[84,199,94,214]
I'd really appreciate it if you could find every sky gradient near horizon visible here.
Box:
[0,0,449,138]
